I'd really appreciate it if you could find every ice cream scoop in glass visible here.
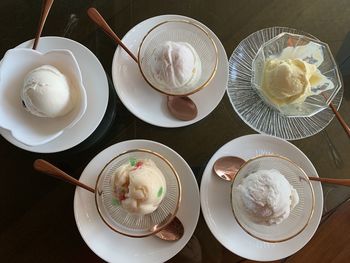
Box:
[230,155,315,242]
[138,20,218,97]
[87,8,218,121]
[95,149,181,237]
[252,32,342,117]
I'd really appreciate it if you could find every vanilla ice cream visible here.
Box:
[149,41,201,93]
[234,169,299,225]
[110,158,167,215]
[21,65,76,118]
[261,58,324,106]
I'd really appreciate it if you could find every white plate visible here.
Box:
[200,134,323,261]
[0,37,109,153]
[74,139,200,263]
[112,15,228,128]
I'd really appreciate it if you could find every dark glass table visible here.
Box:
[1,0,349,262]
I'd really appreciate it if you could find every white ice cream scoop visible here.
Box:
[234,169,299,225]
[149,41,202,93]
[21,65,76,118]
[111,158,167,215]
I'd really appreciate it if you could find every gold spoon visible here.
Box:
[32,0,54,50]
[33,159,184,241]
[87,7,198,121]
[213,156,350,186]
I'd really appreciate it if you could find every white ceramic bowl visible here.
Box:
[0,48,87,146]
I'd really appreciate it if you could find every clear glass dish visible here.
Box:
[227,26,344,140]
[231,155,315,243]
[251,32,342,117]
[138,20,218,96]
[95,149,181,237]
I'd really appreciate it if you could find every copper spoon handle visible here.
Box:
[33,159,95,193]
[87,7,138,63]
[328,101,350,138]
[32,0,54,50]
[309,176,350,187]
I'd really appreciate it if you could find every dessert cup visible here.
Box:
[95,148,181,237]
[138,20,218,96]
[231,154,315,242]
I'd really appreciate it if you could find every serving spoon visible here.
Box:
[33,159,184,241]
[21,0,54,110]
[87,7,198,121]
[32,0,54,50]
[213,156,350,186]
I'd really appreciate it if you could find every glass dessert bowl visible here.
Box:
[138,20,218,96]
[231,155,315,243]
[251,32,342,117]
[95,149,181,237]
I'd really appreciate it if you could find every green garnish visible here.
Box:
[112,198,120,206]
[157,187,163,198]
[129,157,137,167]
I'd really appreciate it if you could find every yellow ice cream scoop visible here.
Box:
[261,58,322,106]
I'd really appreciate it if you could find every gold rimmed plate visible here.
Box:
[74,139,200,263]
[112,14,228,128]
[200,134,323,261]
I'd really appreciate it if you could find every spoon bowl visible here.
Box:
[167,96,198,121]
[213,156,245,181]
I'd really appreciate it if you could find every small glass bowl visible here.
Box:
[251,32,342,117]
[138,20,218,96]
[231,155,315,243]
[95,149,181,238]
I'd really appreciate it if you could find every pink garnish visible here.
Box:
[119,193,126,201]
[131,161,143,171]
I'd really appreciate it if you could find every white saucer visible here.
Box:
[0,37,109,153]
[200,134,323,261]
[112,15,228,128]
[74,139,200,263]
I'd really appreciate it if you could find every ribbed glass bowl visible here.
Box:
[95,149,181,237]
[231,155,315,243]
[227,26,344,140]
[251,32,342,117]
[138,20,218,96]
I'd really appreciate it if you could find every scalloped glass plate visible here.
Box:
[227,27,344,140]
